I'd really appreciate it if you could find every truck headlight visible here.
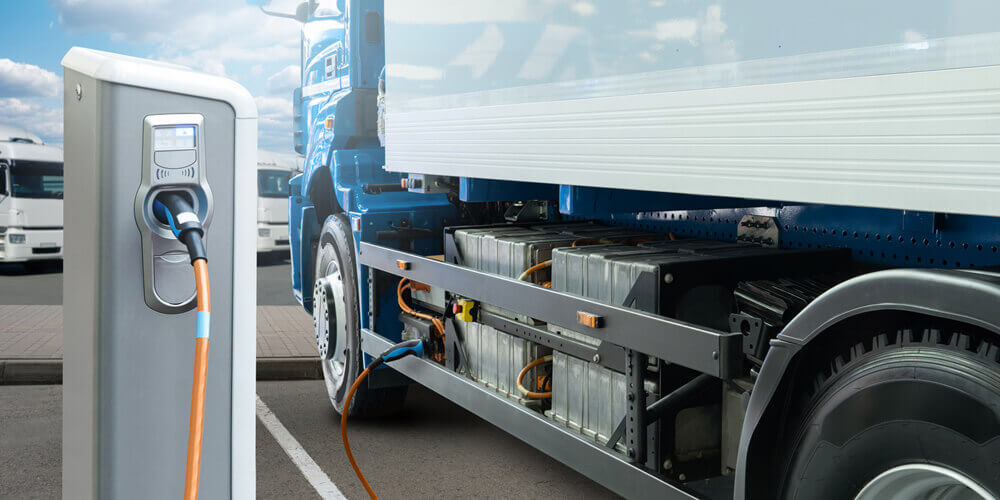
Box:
[8,233,25,244]
[258,228,271,237]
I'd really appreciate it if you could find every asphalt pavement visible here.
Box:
[1,382,619,499]
[0,261,64,305]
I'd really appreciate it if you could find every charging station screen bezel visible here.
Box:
[153,125,197,150]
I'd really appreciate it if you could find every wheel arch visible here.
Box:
[735,268,1000,499]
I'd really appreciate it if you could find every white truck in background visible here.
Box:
[256,151,298,255]
[0,124,64,263]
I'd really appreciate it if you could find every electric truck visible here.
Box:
[0,124,64,263]
[268,1,1000,498]
[256,151,297,255]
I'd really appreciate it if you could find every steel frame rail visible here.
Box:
[360,329,702,499]
[358,242,741,378]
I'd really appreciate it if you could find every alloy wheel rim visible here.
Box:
[855,463,993,500]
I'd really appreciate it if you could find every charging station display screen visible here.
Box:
[154,126,196,150]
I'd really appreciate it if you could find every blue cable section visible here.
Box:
[153,199,182,238]
[196,311,211,339]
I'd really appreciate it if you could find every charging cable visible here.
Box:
[153,193,210,500]
[342,339,424,499]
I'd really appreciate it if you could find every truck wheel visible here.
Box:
[313,213,407,417]
[779,327,1000,499]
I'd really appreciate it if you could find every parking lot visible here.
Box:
[0,255,618,499]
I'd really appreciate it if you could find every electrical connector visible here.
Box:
[152,191,206,263]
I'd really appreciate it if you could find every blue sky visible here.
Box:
[0,0,308,155]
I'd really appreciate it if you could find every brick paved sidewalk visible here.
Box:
[0,305,316,359]
[0,305,320,383]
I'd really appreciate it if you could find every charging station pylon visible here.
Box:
[61,47,257,500]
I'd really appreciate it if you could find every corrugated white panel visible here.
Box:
[387,65,1000,216]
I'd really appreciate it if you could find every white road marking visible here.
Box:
[256,394,347,500]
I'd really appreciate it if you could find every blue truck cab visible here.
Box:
[288,0,453,313]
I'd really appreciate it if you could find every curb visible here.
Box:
[0,359,63,385]
[256,357,323,381]
[0,358,322,385]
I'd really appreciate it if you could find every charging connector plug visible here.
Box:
[153,192,206,263]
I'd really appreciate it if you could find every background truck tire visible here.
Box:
[778,326,1000,499]
[313,213,407,417]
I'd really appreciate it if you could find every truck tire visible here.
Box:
[779,327,1000,499]
[313,213,407,417]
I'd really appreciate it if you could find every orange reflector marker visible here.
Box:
[396,259,411,270]
[577,311,603,328]
[324,117,333,129]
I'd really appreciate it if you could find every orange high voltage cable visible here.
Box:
[517,260,552,282]
[397,278,445,361]
[516,355,554,399]
[184,258,211,500]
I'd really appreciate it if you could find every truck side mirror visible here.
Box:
[295,1,315,22]
[0,166,7,195]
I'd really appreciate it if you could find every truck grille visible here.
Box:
[32,247,60,254]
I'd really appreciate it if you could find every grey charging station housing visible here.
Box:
[61,48,257,500]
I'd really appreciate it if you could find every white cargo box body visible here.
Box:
[385,1,1000,217]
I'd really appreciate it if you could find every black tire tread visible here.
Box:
[802,326,1000,406]
[317,213,408,418]
[780,322,1000,499]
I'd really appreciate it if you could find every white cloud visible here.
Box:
[449,24,505,78]
[255,96,293,151]
[386,0,548,24]
[517,24,582,80]
[51,0,305,150]
[570,2,597,17]
[701,5,727,39]
[0,98,63,141]
[903,30,927,43]
[52,1,303,75]
[387,64,444,81]
[0,59,61,98]
[654,18,699,44]
[256,96,292,119]
[637,4,735,62]
[267,65,300,94]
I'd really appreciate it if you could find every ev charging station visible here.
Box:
[61,48,257,499]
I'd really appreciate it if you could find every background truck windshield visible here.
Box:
[258,169,291,198]
[10,160,64,199]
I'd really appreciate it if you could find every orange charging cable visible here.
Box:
[342,365,378,499]
[184,258,211,500]
[341,339,424,500]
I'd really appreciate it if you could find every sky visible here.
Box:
[0,0,308,157]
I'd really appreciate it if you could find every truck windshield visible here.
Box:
[258,169,291,198]
[10,160,64,199]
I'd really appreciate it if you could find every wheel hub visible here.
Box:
[313,259,348,380]
[856,464,993,500]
